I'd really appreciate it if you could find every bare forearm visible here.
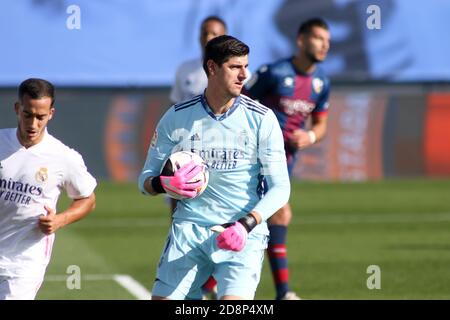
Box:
[59,193,96,228]
[310,114,328,142]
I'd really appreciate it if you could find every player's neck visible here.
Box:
[16,128,45,149]
[292,55,316,74]
[204,87,235,115]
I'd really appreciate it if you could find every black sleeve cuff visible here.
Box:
[238,213,258,233]
[151,176,166,194]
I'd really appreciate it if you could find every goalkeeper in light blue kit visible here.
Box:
[138,35,290,300]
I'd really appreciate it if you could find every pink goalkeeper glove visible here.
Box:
[216,222,248,252]
[160,160,204,198]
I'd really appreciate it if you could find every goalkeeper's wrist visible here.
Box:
[151,176,166,194]
[238,213,258,233]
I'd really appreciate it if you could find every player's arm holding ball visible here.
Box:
[138,109,206,199]
[142,160,203,198]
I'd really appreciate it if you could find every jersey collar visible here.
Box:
[290,56,316,76]
[200,93,241,121]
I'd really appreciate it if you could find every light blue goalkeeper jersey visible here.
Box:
[139,94,290,235]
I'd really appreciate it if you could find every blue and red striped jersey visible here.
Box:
[245,57,330,152]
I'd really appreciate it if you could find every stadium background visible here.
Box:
[1,0,450,299]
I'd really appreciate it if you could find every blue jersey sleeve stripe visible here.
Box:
[242,97,267,109]
[241,95,269,112]
[174,97,201,110]
[243,101,268,114]
[175,104,197,112]
[241,95,267,108]
[174,94,201,107]
[174,100,200,111]
[174,100,201,112]
[174,96,201,110]
[244,106,266,115]
[242,100,268,114]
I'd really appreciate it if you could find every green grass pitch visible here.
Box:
[37,178,450,299]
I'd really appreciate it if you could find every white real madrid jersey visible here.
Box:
[0,128,97,278]
[170,58,207,104]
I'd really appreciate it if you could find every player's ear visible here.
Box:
[14,101,20,115]
[296,34,304,49]
[48,107,55,120]
[207,60,216,76]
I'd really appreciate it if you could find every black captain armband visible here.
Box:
[151,176,166,194]
[238,213,258,233]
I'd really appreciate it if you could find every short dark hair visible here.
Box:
[297,17,329,36]
[203,35,249,76]
[19,78,55,106]
[201,15,227,32]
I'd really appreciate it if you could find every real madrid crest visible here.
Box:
[312,77,324,94]
[35,167,48,183]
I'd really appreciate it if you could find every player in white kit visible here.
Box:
[170,16,227,104]
[0,78,97,299]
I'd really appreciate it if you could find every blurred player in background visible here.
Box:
[170,15,227,104]
[169,15,227,299]
[0,78,97,299]
[245,18,331,300]
[139,35,290,300]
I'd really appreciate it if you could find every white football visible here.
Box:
[161,151,209,200]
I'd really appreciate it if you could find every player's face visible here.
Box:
[298,26,330,63]
[200,20,226,49]
[216,55,248,98]
[14,94,54,148]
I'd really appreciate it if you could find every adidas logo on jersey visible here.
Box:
[0,162,2,169]
[190,133,201,141]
